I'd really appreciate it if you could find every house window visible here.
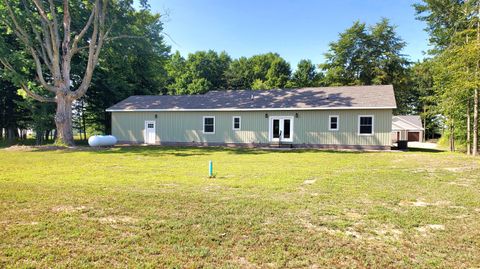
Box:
[358,115,374,135]
[203,116,215,134]
[232,116,241,130]
[329,115,339,131]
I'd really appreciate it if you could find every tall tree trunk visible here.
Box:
[467,101,471,155]
[36,128,44,145]
[475,4,480,156]
[7,126,18,140]
[1,0,109,147]
[55,94,74,146]
[81,100,87,141]
[474,88,479,156]
[450,120,455,152]
[423,106,427,142]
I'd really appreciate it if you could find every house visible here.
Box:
[391,115,424,142]
[106,85,397,149]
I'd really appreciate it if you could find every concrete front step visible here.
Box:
[269,143,293,148]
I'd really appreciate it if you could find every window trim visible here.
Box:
[358,115,374,136]
[202,116,215,134]
[232,116,241,131]
[328,115,339,131]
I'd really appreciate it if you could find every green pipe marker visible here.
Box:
[209,160,213,177]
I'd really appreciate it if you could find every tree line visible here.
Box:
[0,0,478,154]
[413,0,480,155]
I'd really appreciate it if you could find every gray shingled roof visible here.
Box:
[106,85,397,111]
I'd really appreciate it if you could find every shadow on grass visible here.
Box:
[1,138,89,148]
[399,147,445,153]
[18,145,361,156]
[7,143,403,156]
[86,145,371,157]
[409,147,445,153]
[0,139,41,148]
[92,146,271,157]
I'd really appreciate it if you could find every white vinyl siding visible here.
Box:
[111,109,392,146]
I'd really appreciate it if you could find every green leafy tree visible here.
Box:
[0,0,113,146]
[226,53,291,90]
[82,5,170,134]
[225,57,254,89]
[0,78,25,140]
[166,50,231,94]
[321,19,412,113]
[321,21,371,85]
[265,58,291,88]
[410,60,439,140]
[251,79,269,90]
[287,59,322,88]
[414,0,470,53]
[415,0,480,154]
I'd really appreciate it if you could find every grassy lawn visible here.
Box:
[0,146,479,268]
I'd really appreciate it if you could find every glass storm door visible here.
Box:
[270,116,293,142]
[144,121,156,144]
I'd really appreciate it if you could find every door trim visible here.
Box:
[268,116,294,142]
[144,120,156,144]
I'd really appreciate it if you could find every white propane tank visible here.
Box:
[88,135,117,147]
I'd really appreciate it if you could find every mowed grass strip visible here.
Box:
[0,146,479,268]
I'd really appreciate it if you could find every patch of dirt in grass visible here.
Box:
[411,167,438,174]
[344,210,363,220]
[299,217,340,235]
[303,179,317,185]
[158,183,179,187]
[17,221,39,226]
[98,216,138,224]
[3,145,36,151]
[399,199,451,207]
[448,182,471,187]
[443,166,477,172]
[52,205,90,213]
[453,214,470,219]
[233,256,260,268]
[204,184,229,192]
[300,210,405,242]
[262,217,276,226]
[3,145,97,152]
[345,228,362,239]
[373,224,403,240]
[448,178,476,187]
[416,224,445,236]
[1,220,39,230]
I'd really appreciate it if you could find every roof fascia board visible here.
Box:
[106,107,396,112]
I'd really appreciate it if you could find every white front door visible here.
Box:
[269,116,294,142]
[144,121,156,144]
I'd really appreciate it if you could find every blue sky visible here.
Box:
[150,0,430,67]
